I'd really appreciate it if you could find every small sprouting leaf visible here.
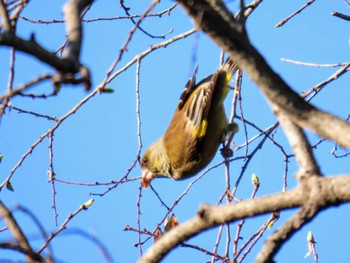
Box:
[101,87,114,93]
[6,181,14,191]
[251,173,260,186]
[268,211,281,230]
[305,231,317,258]
[307,231,314,242]
[267,220,274,230]
[54,83,62,94]
[83,198,94,208]
[0,154,3,163]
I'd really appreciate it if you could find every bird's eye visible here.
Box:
[143,157,148,164]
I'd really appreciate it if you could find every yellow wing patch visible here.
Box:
[194,119,208,138]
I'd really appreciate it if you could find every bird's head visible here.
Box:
[140,138,171,188]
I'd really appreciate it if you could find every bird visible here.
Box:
[140,58,239,188]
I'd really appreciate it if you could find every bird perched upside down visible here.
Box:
[140,58,239,188]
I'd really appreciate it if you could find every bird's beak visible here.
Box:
[141,168,154,188]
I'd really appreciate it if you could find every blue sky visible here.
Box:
[1,0,349,262]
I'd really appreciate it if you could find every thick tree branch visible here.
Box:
[55,0,93,90]
[255,203,320,263]
[139,175,350,262]
[0,0,12,32]
[0,32,79,73]
[0,243,44,262]
[63,0,92,63]
[255,171,331,263]
[0,0,93,90]
[275,107,321,178]
[176,0,350,148]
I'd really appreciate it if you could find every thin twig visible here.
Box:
[0,88,99,190]
[136,185,143,255]
[182,242,229,262]
[19,3,178,24]
[37,199,94,254]
[48,132,59,226]
[302,62,350,101]
[238,212,279,263]
[98,0,160,90]
[120,0,172,39]
[275,108,321,179]
[6,104,58,121]
[331,11,350,21]
[211,224,224,263]
[281,58,349,68]
[106,28,197,85]
[255,203,321,263]
[0,74,52,103]
[276,0,316,27]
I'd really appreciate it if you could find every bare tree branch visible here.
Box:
[275,0,316,28]
[255,172,332,263]
[0,0,93,91]
[274,108,321,179]
[303,62,350,101]
[175,0,350,148]
[15,205,54,263]
[0,87,98,191]
[1,1,349,262]
[0,32,80,73]
[63,0,92,63]
[0,0,12,32]
[53,0,93,90]
[255,204,319,263]
[37,198,94,254]
[331,11,350,21]
[106,28,197,84]
[139,175,350,262]
[0,243,44,262]
[0,74,52,103]
[0,201,44,262]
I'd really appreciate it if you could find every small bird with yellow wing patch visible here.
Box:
[140,58,239,188]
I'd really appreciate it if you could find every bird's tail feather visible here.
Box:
[221,57,239,81]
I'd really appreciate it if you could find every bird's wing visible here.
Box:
[163,60,237,175]
[177,65,199,110]
[175,69,224,164]
[183,69,221,140]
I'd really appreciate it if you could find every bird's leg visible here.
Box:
[220,122,238,158]
[220,141,233,158]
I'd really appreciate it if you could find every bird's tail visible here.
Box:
[221,57,239,82]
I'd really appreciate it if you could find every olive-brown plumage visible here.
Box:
[141,58,239,188]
